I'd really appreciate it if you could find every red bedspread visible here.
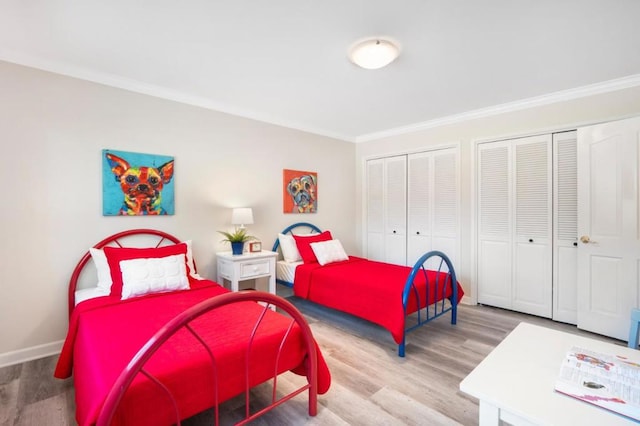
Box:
[55,280,331,425]
[293,257,464,344]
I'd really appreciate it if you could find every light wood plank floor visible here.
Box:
[1,290,625,425]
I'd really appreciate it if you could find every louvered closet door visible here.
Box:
[366,159,385,262]
[512,135,552,318]
[432,149,459,269]
[553,131,578,324]
[407,152,431,266]
[477,141,512,309]
[384,156,407,265]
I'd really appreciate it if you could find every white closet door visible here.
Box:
[366,159,385,261]
[432,149,459,270]
[384,156,407,265]
[512,135,552,318]
[477,141,512,309]
[553,131,578,324]
[407,152,431,266]
[577,116,640,340]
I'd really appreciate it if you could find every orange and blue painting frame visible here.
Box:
[283,169,317,213]
[102,149,175,216]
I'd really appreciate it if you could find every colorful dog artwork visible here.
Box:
[283,169,317,213]
[102,149,175,216]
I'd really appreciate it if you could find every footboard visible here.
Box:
[399,251,459,357]
[96,291,319,426]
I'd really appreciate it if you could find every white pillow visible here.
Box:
[310,239,349,266]
[90,241,199,293]
[278,233,302,262]
[184,240,203,280]
[119,254,190,300]
[89,247,112,292]
[279,232,326,262]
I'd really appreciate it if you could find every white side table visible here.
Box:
[216,250,278,296]
[460,322,637,426]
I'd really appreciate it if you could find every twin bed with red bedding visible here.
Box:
[273,223,464,357]
[55,229,330,425]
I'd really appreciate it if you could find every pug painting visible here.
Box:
[283,169,317,213]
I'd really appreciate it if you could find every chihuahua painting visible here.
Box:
[103,149,175,216]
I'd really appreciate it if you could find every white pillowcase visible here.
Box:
[310,239,349,266]
[119,254,189,300]
[89,247,112,292]
[279,232,327,263]
[278,233,302,263]
[89,241,200,296]
[184,240,203,280]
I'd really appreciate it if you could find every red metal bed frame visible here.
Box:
[96,291,319,425]
[66,229,322,425]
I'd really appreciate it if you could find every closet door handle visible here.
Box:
[573,242,578,247]
[392,230,396,234]
[528,238,534,243]
[416,231,420,235]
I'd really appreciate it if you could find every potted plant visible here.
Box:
[218,228,256,255]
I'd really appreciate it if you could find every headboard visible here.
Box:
[68,229,186,317]
[271,222,322,254]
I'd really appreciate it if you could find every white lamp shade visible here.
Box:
[349,38,400,70]
[231,208,253,226]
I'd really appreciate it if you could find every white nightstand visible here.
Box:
[216,250,278,296]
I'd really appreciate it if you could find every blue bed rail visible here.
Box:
[399,250,458,357]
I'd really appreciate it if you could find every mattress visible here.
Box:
[277,260,302,283]
[75,287,110,305]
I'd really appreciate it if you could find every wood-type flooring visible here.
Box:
[0,289,624,425]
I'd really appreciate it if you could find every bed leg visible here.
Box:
[451,299,458,325]
[398,336,406,357]
[309,393,317,416]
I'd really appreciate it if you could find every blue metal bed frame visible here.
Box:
[271,222,321,288]
[272,222,459,357]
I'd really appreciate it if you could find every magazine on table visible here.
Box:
[555,346,640,421]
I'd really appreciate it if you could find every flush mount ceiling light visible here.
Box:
[348,37,400,70]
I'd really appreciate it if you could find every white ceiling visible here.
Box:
[1,1,640,142]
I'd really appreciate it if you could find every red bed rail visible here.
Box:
[96,290,318,426]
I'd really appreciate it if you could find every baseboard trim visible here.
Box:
[0,341,63,369]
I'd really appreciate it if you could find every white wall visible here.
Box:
[356,85,640,304]
[0,60,356,365]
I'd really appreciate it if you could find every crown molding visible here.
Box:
[0,49,354,143]
[2,48,638,145]
[355,74,640,143]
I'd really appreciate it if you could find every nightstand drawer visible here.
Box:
[239,260,271,278]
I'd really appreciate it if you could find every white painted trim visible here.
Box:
[470,140,479,305]
[452,142,463,299]
[361,141,460,163]
[4,48,639,145]
[360,156,369,258]
[355,74,640,143]
[0,340,63,368]
[0,49,355,143]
